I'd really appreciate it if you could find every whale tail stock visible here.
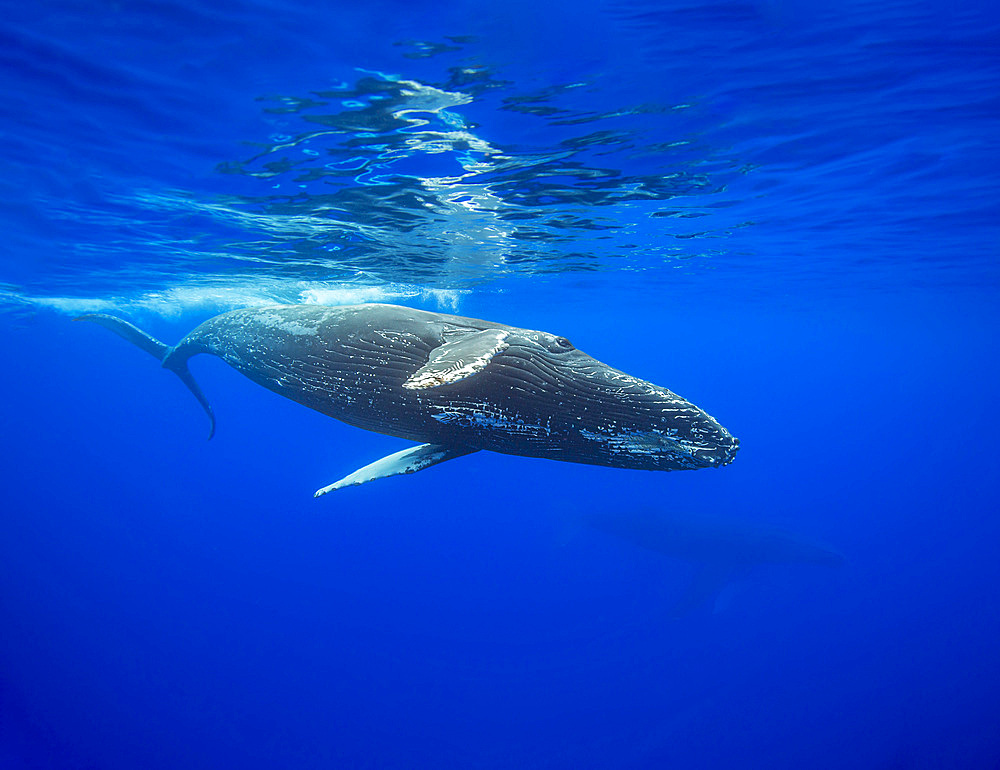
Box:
[75,313,217,439]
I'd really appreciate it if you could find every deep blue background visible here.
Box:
[2,1,999,768]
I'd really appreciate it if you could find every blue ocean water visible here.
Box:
[2,0,999,767]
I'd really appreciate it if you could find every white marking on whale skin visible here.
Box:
[373,329,422,348]
[605,370,673,398]
[431,407,549,437]
[255,310,323,337]
[580,427,693,459]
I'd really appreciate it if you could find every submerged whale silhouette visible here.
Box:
[583,509,844,616]
[78,303,738,495]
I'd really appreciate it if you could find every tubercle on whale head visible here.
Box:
[690,433,739,469]
[663,409,740,470]
[716,436,740,467]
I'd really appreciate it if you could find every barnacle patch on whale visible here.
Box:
[403,329,509,389]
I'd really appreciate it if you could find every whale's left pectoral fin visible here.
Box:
[670,563,739,618]
[403,329,509,390]
[314,443,479,497]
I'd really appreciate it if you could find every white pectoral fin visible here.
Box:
[313,443,479,497]
[402,329,509,390]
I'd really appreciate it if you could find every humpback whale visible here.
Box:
[583,510,844,616]
[77,304,738,495]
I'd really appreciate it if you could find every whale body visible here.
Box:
[583,509,844,616]
[78,303,738,495]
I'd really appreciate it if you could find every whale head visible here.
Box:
[520,331,739,470]
[415,324,739,471]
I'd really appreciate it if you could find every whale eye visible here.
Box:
[549,336,574,353]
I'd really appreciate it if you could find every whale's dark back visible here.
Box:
[176,304,478,444]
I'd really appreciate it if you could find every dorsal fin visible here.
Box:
[402,329,509,390]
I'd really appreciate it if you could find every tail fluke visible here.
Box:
[75,313,216,439]
[171,364,216,439]
[75,313,168,360]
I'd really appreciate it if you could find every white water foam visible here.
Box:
[1,281,467,318]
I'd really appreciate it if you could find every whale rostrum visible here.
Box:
[77,303,739,495]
